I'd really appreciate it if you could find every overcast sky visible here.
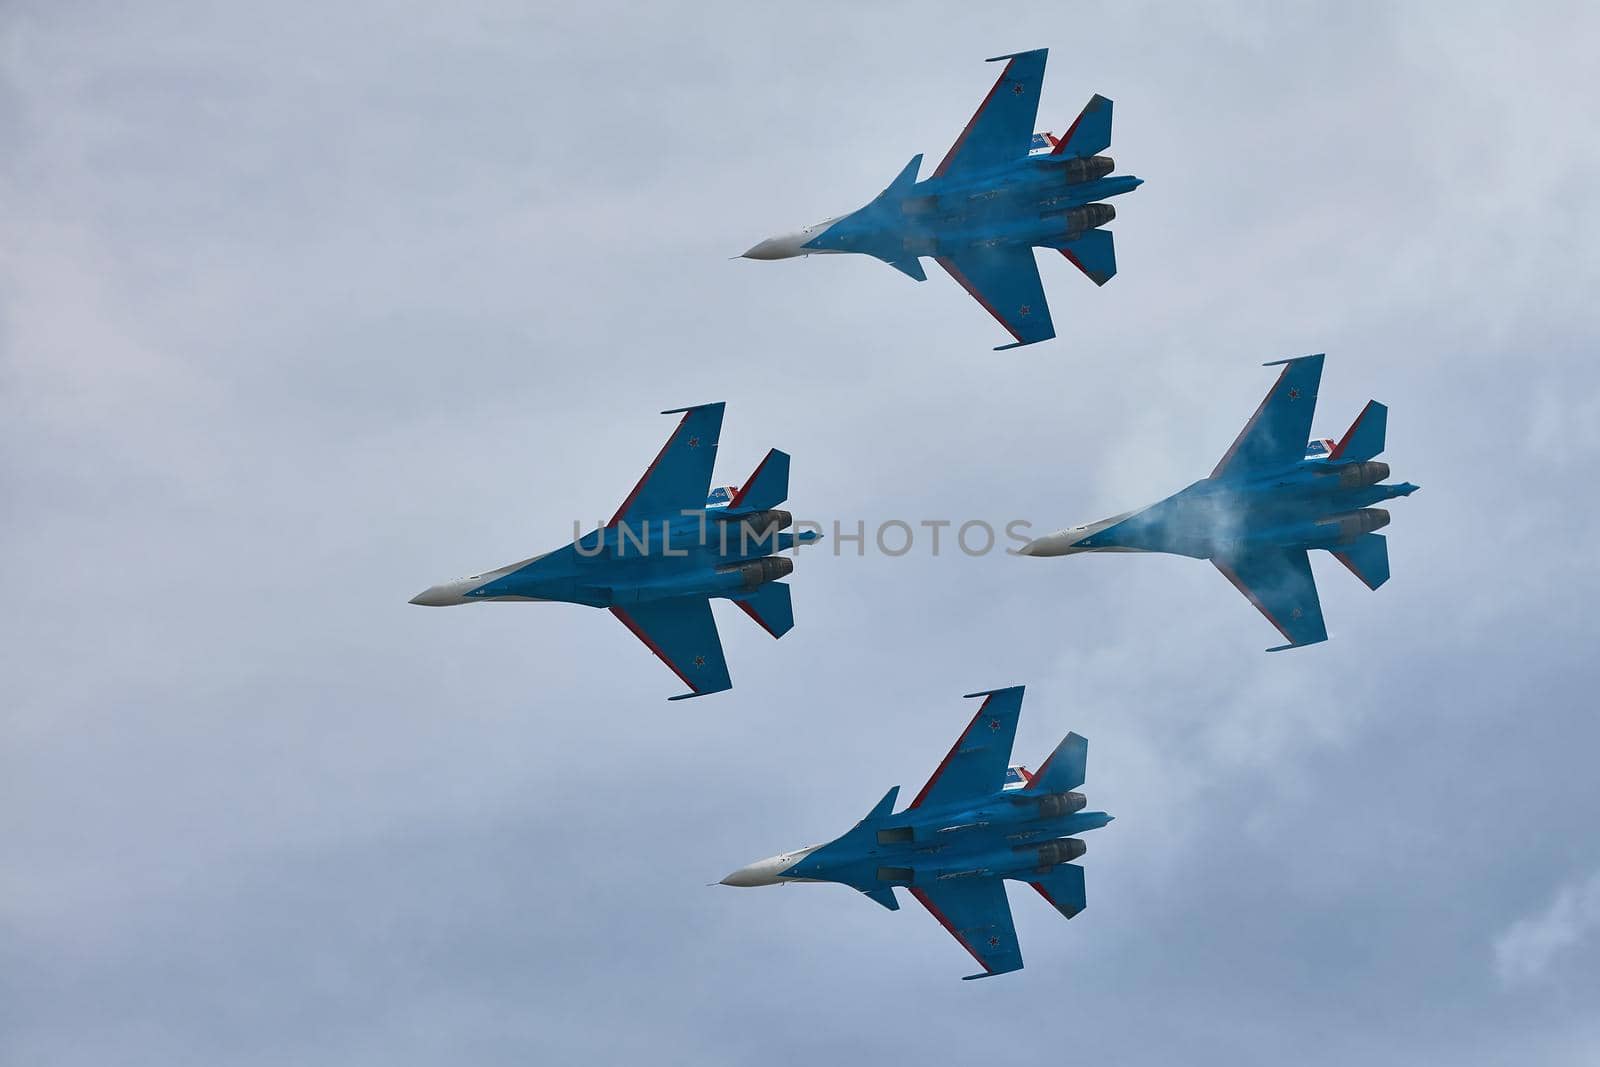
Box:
[5,2,1600,1064]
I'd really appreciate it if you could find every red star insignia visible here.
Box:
[1011,82,1025,95]
[1291,608,1303,620]
[988,935,1002,947]
[693,655,706,667]
[1287,387,1301,401]
[1018,304,1031,316]
[988,718,1002,732]
[688,436,700,448]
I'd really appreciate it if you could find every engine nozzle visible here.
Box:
[1337,461,1391,489]
[1319,507,1391,543]
[1026,837,1086,868]
[717,554,794,589]
[736,509,793,534]
[1036,791,1087,819]
[1060,155,1115,185]
[1063,203,1116,235]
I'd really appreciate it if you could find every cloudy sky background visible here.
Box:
[5,2,1599,1063]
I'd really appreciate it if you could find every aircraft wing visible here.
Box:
[1210,354,1324,478]
[932,49,1048,180]
[934,247,1055,350]
[908,686,1025,809]
[909,879,1024,980]
[1212,548,1329,651]
[609,597,733,700]
[608,402,725,529]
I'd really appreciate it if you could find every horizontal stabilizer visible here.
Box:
[731,581,794,639]
[1329,400,1388,461]
[1029,864,1086,919]
[1059,228,1117,286]
[864,886,900,911]
[1052,94,1113,158]
[1025,732,1087,794]
[1331,532,1390,591]
[729,448,789,510]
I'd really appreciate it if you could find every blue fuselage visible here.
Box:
[1074,459,1420,560]
[783,792,1112,893]
[807,158,1142,264]
[453,513,816,609]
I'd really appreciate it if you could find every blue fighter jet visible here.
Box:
[1019,354,1418,650]
[721,686,1110,979]
[409,403,818,700]
[740,48,1140,350]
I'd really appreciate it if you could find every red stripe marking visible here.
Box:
[608,411,692,528]
[1029,881,1062,911]
[1015,765,1033,785]
[908,887,991,973]
[1212,559,1296,645]
[1030,747,1059,790]
[1209,364,1290,479]
[932,59,1016,179]
[1328,400,1378,460]
[909,695,993,809]
[934,256,1025,344]
[733,596,779,638]
[1050,102,1088,156]
[728,449,773,510]
[1059,245,1092,280]
[609,606,699,692]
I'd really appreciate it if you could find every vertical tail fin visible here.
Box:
[728,448,790,510]
[1052,94,1113,158]
[1329,400,1388,461]
[1331,533,1390,591]
[1025,732,1087,794]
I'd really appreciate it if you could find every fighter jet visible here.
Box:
[1019,354,1418,650]
[720,686,1110,979]
[740,47,1140,350]
[409,402,818,700]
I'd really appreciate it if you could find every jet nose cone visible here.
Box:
[1016,532,1082,557]
[740,238,785,260]
[720,862,776,888]
[740,231,809,260]
[409,582,471,607]
[719,850,804,887]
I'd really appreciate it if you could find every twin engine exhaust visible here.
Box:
[718,554,794,590]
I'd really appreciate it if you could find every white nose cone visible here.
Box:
[719,845,819,887]
[740,231,811,260]
[408,579,478,606]
[1017,531,1083,557]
